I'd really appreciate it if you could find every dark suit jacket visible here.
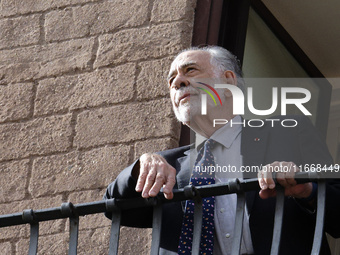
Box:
[104,116,340,254]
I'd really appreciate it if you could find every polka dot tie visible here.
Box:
[178,139,215,255]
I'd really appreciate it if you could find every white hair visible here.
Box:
[175,45,245,92]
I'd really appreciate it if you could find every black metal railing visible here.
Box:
[0,171,329,255]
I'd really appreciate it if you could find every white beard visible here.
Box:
[172,78,227,124]
[173,95,201,124]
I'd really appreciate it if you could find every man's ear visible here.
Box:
[223,70,238,97]
[224,70,237,85]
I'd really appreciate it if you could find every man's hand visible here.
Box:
[258,161,313,200]
[134,153,176,200]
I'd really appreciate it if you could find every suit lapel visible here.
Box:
[176,151,191,189]
[175,149,192,211]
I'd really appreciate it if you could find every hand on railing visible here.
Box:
[134,153,176,200]
[257,161,313,200]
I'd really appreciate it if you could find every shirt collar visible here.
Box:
[195,115,242,151]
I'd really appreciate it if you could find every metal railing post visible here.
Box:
[311,180,326,255]
[61,202,79,255]
[270,188,285,255]
[106,199,121,255]
[192,198,203,255]
[22,209,39,255]
[229,179,245,255]
[150,203,162,255]
[231,193,245,255]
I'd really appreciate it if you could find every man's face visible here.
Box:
[168,50,217,124]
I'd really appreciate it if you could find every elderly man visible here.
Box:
[104,46,340,254]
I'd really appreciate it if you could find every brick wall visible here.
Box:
[0,0,196,254]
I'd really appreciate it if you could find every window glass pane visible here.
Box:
[242,8,319,125]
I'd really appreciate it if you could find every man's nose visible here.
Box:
[173,74,190,89]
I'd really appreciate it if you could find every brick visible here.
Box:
[80,145,131,183]
[118,227,152,255]
[30,145,131,197]
[0,225,28,241]
[94,22,193,68]
[76,227,151,255]
[0,38,94,84]
[16,233,68,255]
[137,57,173,100]
[68,189,106,204]
[0,114,72,161]
[75,213,111,232]
[0,15,40,50]
[0,0,100,17]
[35,64,135,116]
[74,98,180,148]
[45,8,87,42]
[0,195,63,215]
[151,0,196,23]
[77,227,110,255]
[0,83,34,122]
[0,159,29,203]
[45,1,148,42]
[134,138,179,158]
[0,196,64,240]
[0,242,11,254]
